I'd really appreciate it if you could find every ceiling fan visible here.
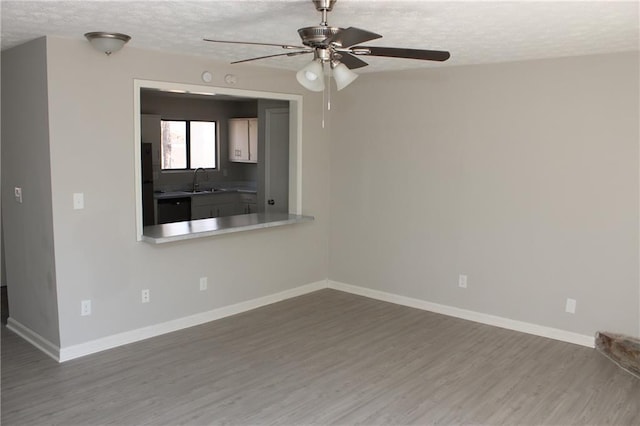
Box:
[204,0,450,92]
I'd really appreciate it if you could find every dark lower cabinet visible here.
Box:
[157,198,191,224]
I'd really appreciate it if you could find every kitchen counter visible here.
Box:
[142,213,314,244]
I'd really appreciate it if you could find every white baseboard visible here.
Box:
[7,318,61,362]
[10,278,594,363]
[328,280,594,348]
[57,280,328,362]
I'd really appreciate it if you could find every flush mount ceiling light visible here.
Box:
[84,32,131,56]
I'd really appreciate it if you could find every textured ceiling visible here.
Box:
[1,0,638,73]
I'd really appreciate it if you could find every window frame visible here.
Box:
[160,119,218,171]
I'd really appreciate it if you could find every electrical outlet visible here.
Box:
[458,274,468,288]
[14,187,23,203]
[199,277,208,291]
[81,300,92,316]
[565,298,576,314]
[73,193,84,210]
[141,289,150,303]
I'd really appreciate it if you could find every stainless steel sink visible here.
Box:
[190,188,228,194]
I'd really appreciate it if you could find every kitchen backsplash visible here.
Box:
[155,180,257,193]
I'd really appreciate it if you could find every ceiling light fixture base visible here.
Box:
[84,32,131,56]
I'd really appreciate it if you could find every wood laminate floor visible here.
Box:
[2,289,639,425]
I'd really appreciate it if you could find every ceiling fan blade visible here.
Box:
[325,27,382,48]
[351,46,451,62]
[203,38,306,50]
[335,52,369,70]
[230,50,313,64]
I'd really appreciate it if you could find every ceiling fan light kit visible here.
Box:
[331,61,358,91]
[203,0,450,92]
[296,60,325,92]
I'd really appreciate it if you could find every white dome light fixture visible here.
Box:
[296,60,325,92]
[84,32,131,56]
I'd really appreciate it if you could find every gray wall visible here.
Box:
[1,219,6,287]
[1,38,60,344]
[3,35,637,352]
[38,37,328,347]
[1,226,6,287]
[141,91,258,187]
[329,52,640,337]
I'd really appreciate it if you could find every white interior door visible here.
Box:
[265,108,289,214]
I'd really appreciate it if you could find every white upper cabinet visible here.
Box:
[228,118,258,163]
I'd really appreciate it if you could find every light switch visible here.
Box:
[73,193,84,210]
[14,187,23,203]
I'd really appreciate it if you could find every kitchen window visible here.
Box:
[161,120,217,170]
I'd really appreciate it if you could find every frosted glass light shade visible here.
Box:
[296,60,325,92]
[85,32,131,56]
[332,62,358,91]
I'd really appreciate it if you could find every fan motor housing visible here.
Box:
[298,26,341,47]
[312,0,336,11]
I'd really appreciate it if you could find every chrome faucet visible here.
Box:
[192,167,206,192]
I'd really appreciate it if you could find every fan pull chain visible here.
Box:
[327,71,331,111]
[321,79,325,129]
